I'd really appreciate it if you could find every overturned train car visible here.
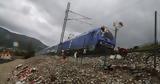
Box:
[57,26,115,56]
[40,26,116,56]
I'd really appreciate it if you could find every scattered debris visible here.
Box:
[7,53,160,83]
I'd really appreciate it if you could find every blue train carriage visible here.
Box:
[59,26,115,56]
[38,45,58,55]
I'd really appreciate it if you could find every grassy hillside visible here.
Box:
[132,43,160,52]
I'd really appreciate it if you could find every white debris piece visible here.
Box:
[116,54,122,60]
[109,54,122,60]
[109,55,115,59]
[16,64,23,69]
[74,52,78,58]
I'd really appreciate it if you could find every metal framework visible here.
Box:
[59,2,92,52]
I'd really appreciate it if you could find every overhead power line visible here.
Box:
[72,19,94,26]
[69,10,92,20]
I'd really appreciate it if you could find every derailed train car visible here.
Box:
[58,26,116,56]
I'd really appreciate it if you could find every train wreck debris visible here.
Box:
[7,54,160,84]
[41,26,115,57]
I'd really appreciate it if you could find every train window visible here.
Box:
[100,26,108,32]
[101,27,105,32]
[104,32,113,40]
[100,26,113,40]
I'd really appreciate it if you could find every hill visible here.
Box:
[0,27,47,52]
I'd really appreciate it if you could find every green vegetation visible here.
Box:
[24,42,35,59]
[132,43,160,52]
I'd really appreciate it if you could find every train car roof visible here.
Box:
[62,26,112,43]
[65,27,100,42]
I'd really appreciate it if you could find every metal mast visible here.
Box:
[114,27,118,46]
[60,2,70,43]
[154,11,158,68]
[113,21,123,47]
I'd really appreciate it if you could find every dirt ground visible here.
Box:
[0,59,24,84]
[1,53,160,84]
[6,54,160,84]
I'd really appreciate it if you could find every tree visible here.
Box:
[133,46,139,50]
[24,41,35,59]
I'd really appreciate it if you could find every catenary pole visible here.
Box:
[154,11,158,68]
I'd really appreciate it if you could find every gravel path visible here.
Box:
[0,59,24,84]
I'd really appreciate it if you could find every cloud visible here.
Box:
[0,0,61,46]
[0,0,160,48]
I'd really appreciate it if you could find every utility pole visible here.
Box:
[114,27,118,46]
[113,22,123,47]
[58,2,70,53]
[154,11,158,69]
[60,2,70,43]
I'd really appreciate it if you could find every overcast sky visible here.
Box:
[0,0,160,48]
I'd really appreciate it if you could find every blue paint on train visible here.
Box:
[40,26,116,55]
[58,26,115,54]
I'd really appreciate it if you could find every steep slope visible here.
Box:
[0,27,47,51]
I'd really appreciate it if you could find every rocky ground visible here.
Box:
[4,53,160,84]
[0,59,24,84]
